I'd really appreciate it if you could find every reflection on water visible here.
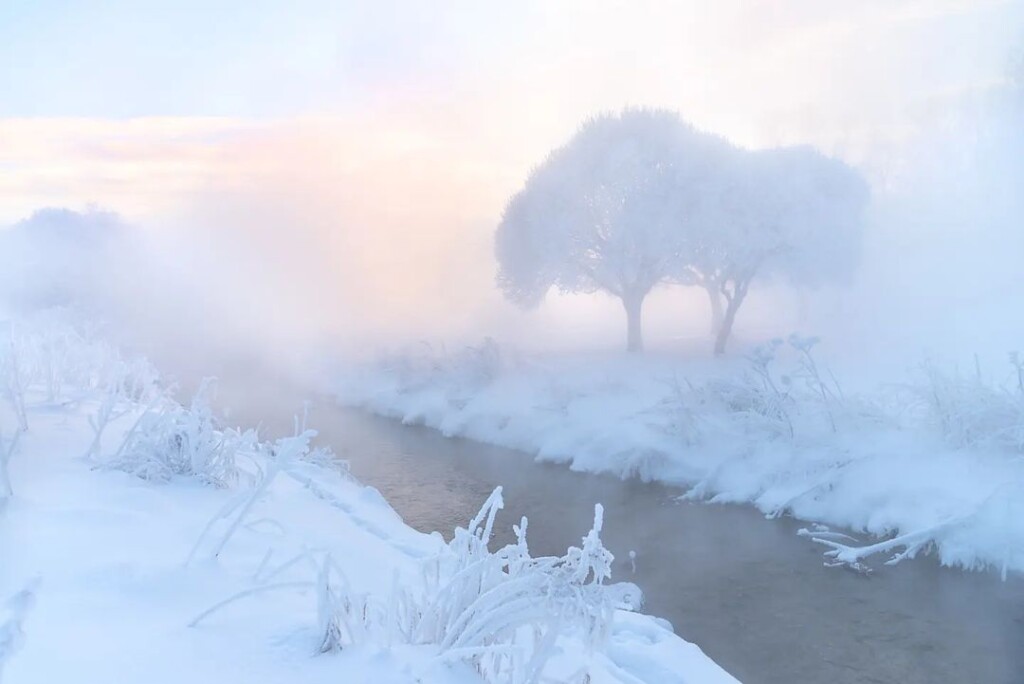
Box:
[206,369,1024,684]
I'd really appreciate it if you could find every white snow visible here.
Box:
[0,314,738,684]
[335,338,1024,576]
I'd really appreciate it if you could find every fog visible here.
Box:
[5,10,1024,682]
[2,1,1023,382]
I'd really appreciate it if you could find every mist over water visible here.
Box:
[4,93,1023,385]
[0,4,1022,389]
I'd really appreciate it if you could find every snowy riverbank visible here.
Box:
[0,315,737,684]
[336,339,1024,577]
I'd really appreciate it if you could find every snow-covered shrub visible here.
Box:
[102,379,256,487]
[1,310,161,410]
[385,487,637,683]
[7,309,90,404]
[787,333,838,432]
[284,405,348,476]
[910,356,1024,453]
[660,335,891,452]
[308,487,638,680]
[656,340,796,444]
[0,310,160,505]
[81,383,135,462]
[193,487,640,683]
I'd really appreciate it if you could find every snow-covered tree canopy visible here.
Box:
[495,108,869,353]
[496,109,734,351]
[686,146,867,288]
[684,146,869,353]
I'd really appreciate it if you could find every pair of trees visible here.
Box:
[495,109,868,354]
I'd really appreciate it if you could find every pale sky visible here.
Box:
[3,0,1020,221]
[1,0,1018,119]
[1,1,1021,347]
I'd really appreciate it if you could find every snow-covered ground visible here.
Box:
[0,314,738,684]
[335,338,1024,577]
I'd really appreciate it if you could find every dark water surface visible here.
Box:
[203,367,1024,684]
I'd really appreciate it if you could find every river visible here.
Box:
[200,365,1024,684]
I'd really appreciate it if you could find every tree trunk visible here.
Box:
[714,291,745,356]
[705,284,724,336]
[622,291,645,353]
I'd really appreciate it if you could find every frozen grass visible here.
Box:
[198,488,644,683]
[1,309,160,411]
[101,379,259,488]
[383,489,639,683]
[910,354,1024,454]
[339,337,1024,576]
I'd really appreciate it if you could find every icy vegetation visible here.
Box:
[382,490,640,682]
[199,488,646,683]
[496,109,868,353]
[339,337,1024,577]
[0,312,736,683]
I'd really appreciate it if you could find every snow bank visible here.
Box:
[0,313,737,684]
[336,338,1024,576]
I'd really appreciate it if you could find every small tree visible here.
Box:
[496,109,731,352]
[680,145,868,355]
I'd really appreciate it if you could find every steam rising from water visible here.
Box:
[1,3,1021,378]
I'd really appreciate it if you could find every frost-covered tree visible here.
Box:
[496,109,731,352]
[497,110,866,354]
[0,207,127,312]
[680,146,868,355]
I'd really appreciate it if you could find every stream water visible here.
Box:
[202,366,1024,684]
